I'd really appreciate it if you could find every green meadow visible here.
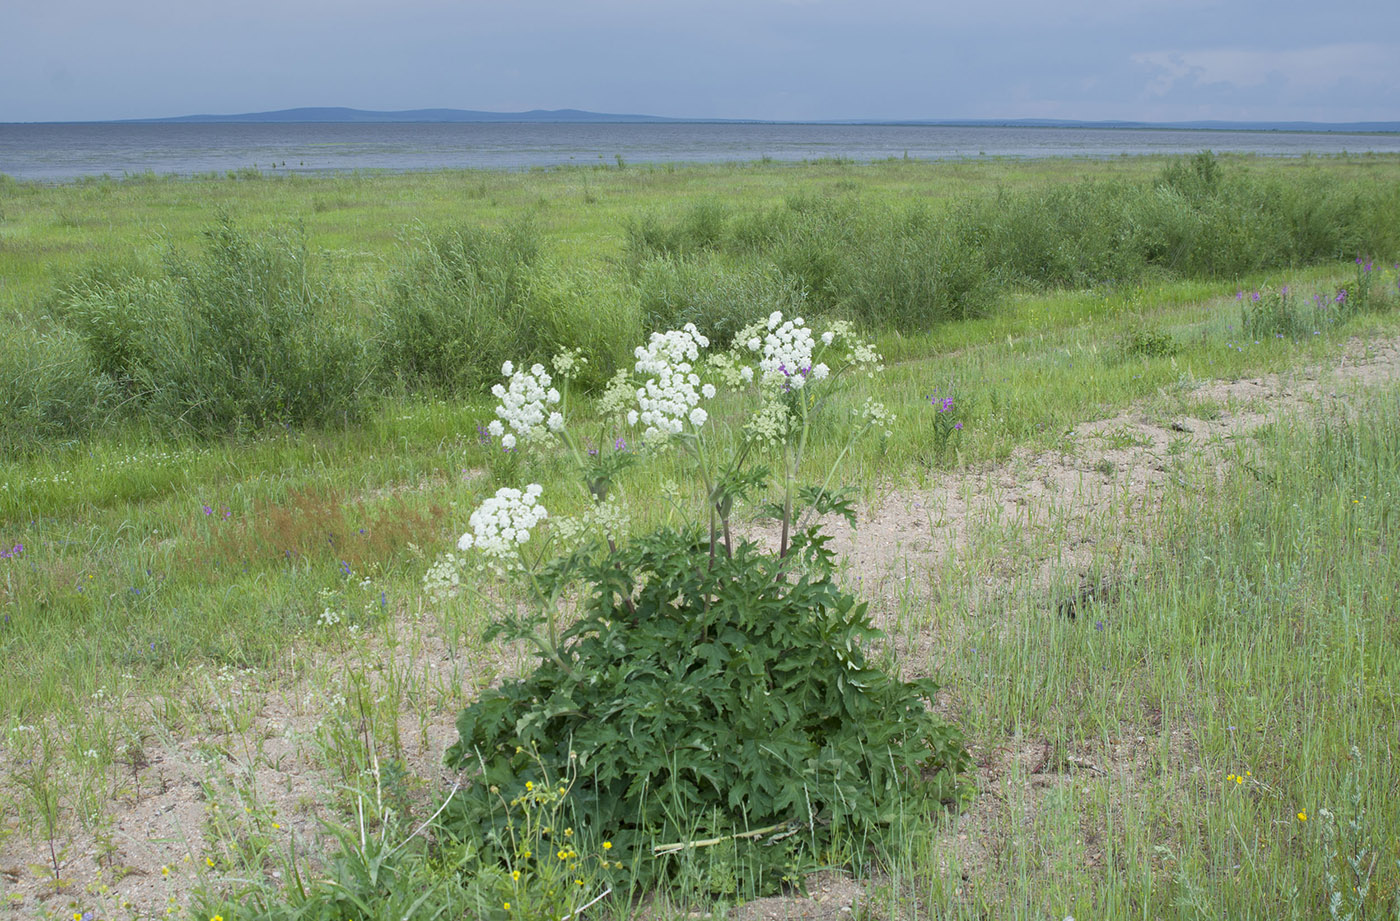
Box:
[1,153,1398,920]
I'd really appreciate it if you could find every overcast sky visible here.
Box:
[4,0,1398,123]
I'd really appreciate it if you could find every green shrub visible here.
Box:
[635,256,807,346]
[443,529,969,896]
[53,219,369,434]
[0,324,116,455]
[146,220,368,432]
[516,263,641,387]
[377,221,541,392]
[56,275,176,389]
[624,199,730,264]
[833,206,997,325]
[440,316,968,899]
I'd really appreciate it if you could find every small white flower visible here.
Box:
[487,420,504,437]
[547,412,564,432]
[689,407,708,427]
[501,433,517,450]
[627,409,640,426]
[821,331,835,345]
[502,361,514,376]
[701,383,716,399]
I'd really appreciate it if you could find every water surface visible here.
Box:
[3,121,1398,182]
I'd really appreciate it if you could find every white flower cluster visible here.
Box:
[708,352,755,388]
[488,361,562,450]
[458,484,548,561]
[551,497,631,549]
[825,320,884,376]
[421,552,464,603]
[744,397,795,446]
[860,398,896,438]
[631,323,712,442]
[742,312,828,389]
[551,347,587,381]
[597,369,636,423]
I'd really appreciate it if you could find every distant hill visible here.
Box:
[113,108,1399,133]
[873,117,1400,133]
[122,107,722,124]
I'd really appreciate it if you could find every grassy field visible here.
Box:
[0,155,1398,920]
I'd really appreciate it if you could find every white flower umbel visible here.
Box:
[491,363,562,446]
[551,347,587,382]
[633,323,712,443]
[741,312,828,390]
[421,552,464,603]
[860,398,896,438]
[458,484,549,563]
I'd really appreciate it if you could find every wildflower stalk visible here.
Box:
[795,416,873,533]
[779,392,811,559]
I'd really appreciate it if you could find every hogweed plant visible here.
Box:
[434,315,969,901]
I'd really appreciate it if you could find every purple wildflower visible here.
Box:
[614,436,628,452]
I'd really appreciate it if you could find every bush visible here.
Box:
[377,221,541,392]
[0,324,117,455]
[635,256,807,346]
[443,530,968,895]
[515,263,641,387]
[57,274,176,390]
[54,219,369,434]
[624,199,731,265]
[834,205,997,326]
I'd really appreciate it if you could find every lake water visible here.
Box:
[3,122,1399,182]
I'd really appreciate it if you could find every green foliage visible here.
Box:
[635,255,806,346]
[442,529,969,896]
[624,199,731,263]
[638,196,999,328]
[377,221,542,393]
[50,218,368,434]
[0,323,117,454]
[1120,327,1181,359]
[515,263,640,388]
[1240,288,1313,341]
